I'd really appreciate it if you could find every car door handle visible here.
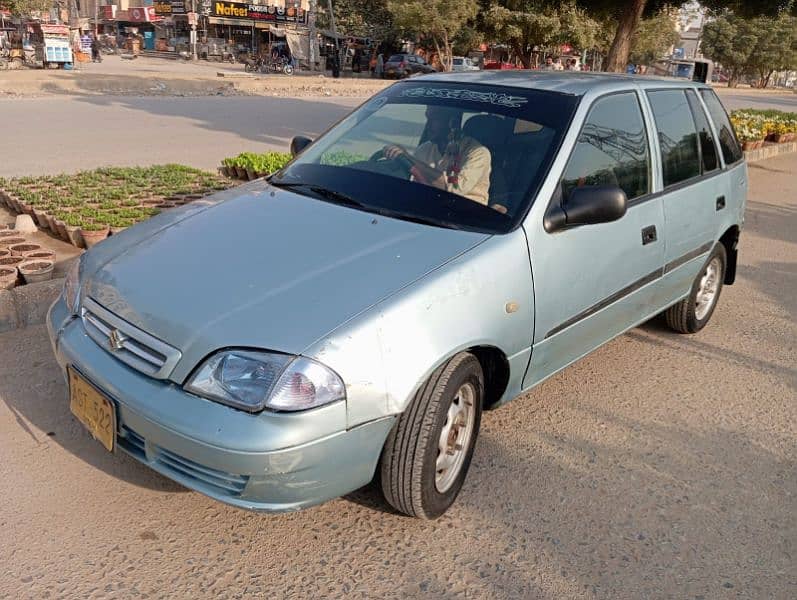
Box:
[716,195,726,211]
[641,225,657,245]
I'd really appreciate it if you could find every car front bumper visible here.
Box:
[47,294,395,513]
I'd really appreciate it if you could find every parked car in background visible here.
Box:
[452,56,480,72]
[50,72,746,521]
[483,60,521,70]
[383,53,435,79]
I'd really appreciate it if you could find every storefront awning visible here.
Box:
[208,16,252,27]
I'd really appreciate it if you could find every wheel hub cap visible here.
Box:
[695,256,721,320]
[435,382,476,493]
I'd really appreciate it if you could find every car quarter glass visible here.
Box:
[685,90,719,173]
[699,89,744,165]
[560,91,650,202]
[647,89,701,187]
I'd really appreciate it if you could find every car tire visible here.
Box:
[665,243,726,334]
[379,352,483,519]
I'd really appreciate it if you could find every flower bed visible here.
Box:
[0,165,231,248]
[221,152,292,181]
[730,109,797,150]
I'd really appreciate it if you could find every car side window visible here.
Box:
[699,89,743,165]
[685,89,718,173]
[647,89,701,187]
[560,92,650,202]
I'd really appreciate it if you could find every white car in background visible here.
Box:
[452,56,479,72]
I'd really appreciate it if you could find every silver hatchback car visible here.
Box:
[48,72,746,519]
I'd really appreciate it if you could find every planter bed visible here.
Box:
[0,165,233,249]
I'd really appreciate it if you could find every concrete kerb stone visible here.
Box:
[0,278,64,334]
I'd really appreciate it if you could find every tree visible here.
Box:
[700,12,759,86]
[388,0,479,71]
[317,0,397,42]
[6,0,52,17]
[628,7,681,66]
[745,14,797,87]
[481,0,600,68]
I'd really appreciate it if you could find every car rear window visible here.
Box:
[685,89,718,173]
[699,89,743,165]
[647,89,701,187]
[387,55,405,62]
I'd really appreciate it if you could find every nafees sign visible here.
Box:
[211,1,306,23]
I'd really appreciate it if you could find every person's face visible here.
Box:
[426,106,451,139]
[546,58,552,65]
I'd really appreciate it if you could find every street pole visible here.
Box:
[325,0,339,77]
[308,0,316,72]
[93,0,98,36]
[190,0,198,61]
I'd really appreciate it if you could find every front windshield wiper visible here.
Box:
[270,181,366,209]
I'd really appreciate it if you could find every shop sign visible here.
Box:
[211,1,306,23]
[171,0,186,14]
[128,6,158,22]
[153,1,172,15]
[100,5,117,19]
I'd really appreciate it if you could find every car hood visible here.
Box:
[85,181,488,380]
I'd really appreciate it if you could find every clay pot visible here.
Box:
[65,224,84,248]
[9,242,42,256]
[31,208,48,227]
[44,213,58,232]
[235,166,247,180]
[18,260,55,284]
[155,202,176,209]
[23,249,56,262]
[0,229,21,240]
[0,255,24,269]
[143,198,163,206]
[0,266,17,290]
[0,248,9,259]
[0,222,8,230]
[54,219,70,243]
[80,227,109,248]
[0,235,26,249]
[7,194,21,213]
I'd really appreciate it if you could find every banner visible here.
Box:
[128,6,158,22]
[153,0,186,15]
[211,1,306,24]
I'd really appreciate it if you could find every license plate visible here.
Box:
[69,368,115,452]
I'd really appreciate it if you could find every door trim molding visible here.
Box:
[544,241,714,339]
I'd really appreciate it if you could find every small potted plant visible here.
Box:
[18,259,55,284]
[80,221,110,248]
[0,266,17,290]
[9,242,42,256]
[0,235,26,249]
[23,249,56,261]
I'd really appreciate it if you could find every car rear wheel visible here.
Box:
[379,352,483,519]
[665,243,726,334]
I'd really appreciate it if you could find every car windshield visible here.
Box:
[271,81,579,234]
[387,55,404,62]
[453,58,463,65]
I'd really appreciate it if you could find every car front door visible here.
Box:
[523,91,667,388]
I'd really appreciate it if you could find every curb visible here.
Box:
[744,141,797,163]
[0,278,63,334]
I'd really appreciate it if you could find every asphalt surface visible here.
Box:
[1,150,795,598]
[0,84,794,178]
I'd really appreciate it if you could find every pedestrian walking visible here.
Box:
[376,53,384,79]
[91,35,102,63]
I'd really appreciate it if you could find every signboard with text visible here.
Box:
[211,1,306,23]
[153,0,186,15]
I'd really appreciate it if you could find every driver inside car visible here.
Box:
[382,106,492,206]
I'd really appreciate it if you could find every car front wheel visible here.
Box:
[379,352,483,519]
[665,243,726,333]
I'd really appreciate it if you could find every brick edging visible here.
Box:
[744,141,797,163]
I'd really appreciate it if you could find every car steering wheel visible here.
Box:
[370,148,414,178]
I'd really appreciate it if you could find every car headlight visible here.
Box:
[185,350,345,413]
[64,258,81,315]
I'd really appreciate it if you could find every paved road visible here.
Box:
[0,95,361,178]
[1,87,794,178]
[1,153,794,598]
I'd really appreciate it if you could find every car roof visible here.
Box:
[418,71,711,96]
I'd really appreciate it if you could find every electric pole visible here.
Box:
[308,0,317,72]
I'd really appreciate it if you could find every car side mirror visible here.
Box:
[544,185,628,233]
[290,136,313,157]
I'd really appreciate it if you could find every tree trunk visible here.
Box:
[442,30,452,72]
[433,37,444,71]
[603,0,647,73]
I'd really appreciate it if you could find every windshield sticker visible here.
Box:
[400,87,529,108]
[363,96,388,112]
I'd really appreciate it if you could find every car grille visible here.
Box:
[80,297,181,379]
[119,425,250,498]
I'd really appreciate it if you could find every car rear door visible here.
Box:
[642,88,725,308]
[524,90,667,388]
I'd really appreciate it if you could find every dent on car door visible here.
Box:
[523,91,666,389]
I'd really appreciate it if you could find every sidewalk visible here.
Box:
[1,55,391,99]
